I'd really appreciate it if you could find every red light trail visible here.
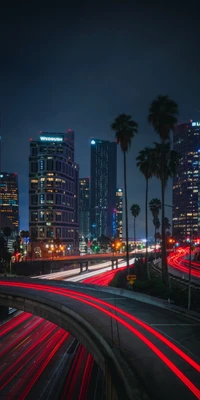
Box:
[168,247,200,278]
[0,280,199,398]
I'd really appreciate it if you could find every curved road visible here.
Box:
[0,278,200,400]
[0,312,101,399]
[168,248,200,285]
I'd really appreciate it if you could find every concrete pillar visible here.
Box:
[85,261,89,271]
[105,365,118,400]
[80,263,83,273]
[112,260,114,270]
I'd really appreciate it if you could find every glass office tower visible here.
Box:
[0,172,19,233]
[90,139,117,238]
[79,178,90,237]
[172,121,200,238]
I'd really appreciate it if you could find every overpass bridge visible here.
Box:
[0,278,199,400]
[11,251,148,276]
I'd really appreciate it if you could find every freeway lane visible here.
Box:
[0,312,102,399]
[0,279,200,400]
[0,259,130,399]
[168,248,200,283]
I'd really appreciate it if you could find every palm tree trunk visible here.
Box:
[134,217,136,251]
[145,179,150,279]
[161,179,168,285]
[154,226,157,259]
[123,151,129,272]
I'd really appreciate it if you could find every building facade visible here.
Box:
[0,172,19,234]
[172,121,200,238]
[116,188,123,239]
[29,131,79,251]
[90,139,117,238]
[79,178,90,238]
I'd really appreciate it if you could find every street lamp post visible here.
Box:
[188,228,193,310]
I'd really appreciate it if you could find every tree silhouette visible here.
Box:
[130,204,141,250]
[111,114,138,272]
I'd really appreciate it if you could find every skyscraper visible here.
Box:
[0,172,19,233]
[172,121,200,237]
[90,138,117,238]
[29,131,79,251]
[116,188,123,239]
[79,178,90,237]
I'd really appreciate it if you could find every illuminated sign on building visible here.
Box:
[91,140,96,145]
[40,136,63,142]
[192,122,200,127]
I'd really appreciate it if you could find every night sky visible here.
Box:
[0,1,200,237]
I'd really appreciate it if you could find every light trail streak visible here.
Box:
[0,322,56,391]
[0,317,46,358]
[1,281,199,398]
[168,248,200,278]
[78,353,94,400]
[19,331,69,400]
[61,344,84,400]
[0,312,32,337]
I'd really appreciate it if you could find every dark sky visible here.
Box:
[0,1,200,237]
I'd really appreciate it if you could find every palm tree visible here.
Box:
[3,227,12,250]
[149,198,161,255]
[130,204,141,250]
[148,96,179,285]
[148,95,178,142]
[153,217,160,256]
[136,147,155,278]
[152,141,180,283]
[111,114,138,271]
[149,198,162,219]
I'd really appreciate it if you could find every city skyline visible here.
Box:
[1,121,200,239]
[0,2,200,237]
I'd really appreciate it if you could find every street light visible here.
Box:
[188,228,193,310]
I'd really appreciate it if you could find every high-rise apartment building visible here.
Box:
[116,188,123,239]
[79,178,90,237]
[29,131,79,251]
[172,121,200,237]
[0,172,19,233]
[90,138,117,238]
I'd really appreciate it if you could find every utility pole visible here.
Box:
[188,227,193,310]
[0,113,2,236]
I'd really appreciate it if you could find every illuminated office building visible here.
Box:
[90,139,117,238]
[0,172,19,233]
[116,188,123,239]
[172,121,200,237]
[79,178,90,237]
[29,131,79,251]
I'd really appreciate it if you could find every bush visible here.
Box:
[109,261,200,312]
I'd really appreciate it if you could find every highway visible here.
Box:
[167,247,200,285]
[0,258,130,399]
[0,274,200,399]
[0,313,102,399]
